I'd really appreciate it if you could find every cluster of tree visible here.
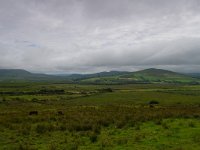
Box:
[0,89,65,96]
[98,88,113,93]
[38,89,65,94]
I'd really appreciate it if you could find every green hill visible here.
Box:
[0,68,199,84]
[121,68,193,82]
[79,68,199,84]
[67,71,130,80]
[0,69,70,83]
[187,73,200,78]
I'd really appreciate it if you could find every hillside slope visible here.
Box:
[80,68,199,84]
[67,71,130,80]
[0,69,69,83]
[0,68,199,84]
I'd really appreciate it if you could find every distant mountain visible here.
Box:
[0,68,199,84]
[0,69,129,83]
[67,71,130,80]
[0,69,70,83]
[79,68,199,84]
[0,69,32,77]
[186,73,200,78]
[121,68,190,82]
[133,68,180,76]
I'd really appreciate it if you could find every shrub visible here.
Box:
[148,100,159,105]
[57,111,64,115]
[99,88,113,93]
[31,98,39,102]
[29,111,38,115]
[2,97,6,102]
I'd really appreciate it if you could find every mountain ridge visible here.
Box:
[0,68,199,84]
[0,69,69,83]
[78,68,199,84]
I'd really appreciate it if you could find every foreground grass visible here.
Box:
[0,83,200,149]
[1,118,200,150]
[0,105,200,150]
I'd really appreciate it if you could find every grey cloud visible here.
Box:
[0,0,200,73]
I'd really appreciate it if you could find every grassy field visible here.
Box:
[0,83,200,149]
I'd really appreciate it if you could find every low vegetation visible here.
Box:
[0,82,200,149]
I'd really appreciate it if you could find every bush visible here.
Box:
[99,88,113,93]
[2,97,6,102]
[148,100,159,105]
[31,98,39,102]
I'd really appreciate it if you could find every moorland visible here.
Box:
[0,68,200,150]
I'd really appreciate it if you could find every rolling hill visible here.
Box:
[0,69,70,83]
[0,68,199,84]
[186,73,200,78]
[67,71,130,80]
[120,68,195,83]
[79,68,199,84]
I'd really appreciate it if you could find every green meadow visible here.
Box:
[0,83,200,150]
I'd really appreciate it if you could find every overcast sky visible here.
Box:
[1,0,200,73]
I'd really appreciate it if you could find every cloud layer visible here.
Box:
[1,0,200,73]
